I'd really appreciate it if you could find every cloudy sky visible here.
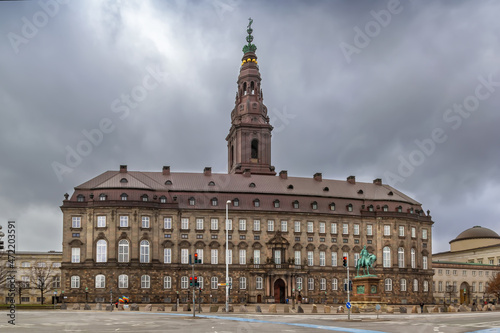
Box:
[0,0,499,254]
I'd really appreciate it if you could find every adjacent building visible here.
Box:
[60,23,434,305]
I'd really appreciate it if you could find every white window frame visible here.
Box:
[319,222,325,234]
[239,219,246,231]
[366,224,373,236]
[256,276,263,289]
[319,251,325,266]
[118,239,129,263]
[268,220,274,231]
[95,274,105,288]
[281,220,287,232]
[181,248,189,264]
[343,223,348,235]
[399,225,405,237]
[181,218,189,230]
[120,216,128,228]
[71,276,80,288]
[140,240,150,263]
[164,217,172,229]
[96,239,107,263]
[97,216,106,228]
[253,219,260,231]
[254,249,260,264]
[332,278,338,290]
[164,276,171,289]
[211,277,218,289]
[307,251,314,266]
[294,221,300,233]
[331,223,337,234]
[307,221,314,233]
[308,278,314,290]
[239,249,246,265]
[239,277,247,289]
[196,218,204,230]
[141,275,150,288]
[211,218,218,230]
[385,278,392,291]
[320,278,326,290]
[119,274,128,288]
[294,251,301,265]
[211,249,218,265]
[400,278,407,292]
[353,224,359,235]
[164,248,172,264]
[411,248,416,268]
[384,225,390,236]
[331,252,337,266]
[383,246,391,267]
[142,216,150,228]
[72,216,81,228]
[71,248,80,263]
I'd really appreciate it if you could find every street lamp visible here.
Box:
[85,287,88,303]
[225,199,231,313]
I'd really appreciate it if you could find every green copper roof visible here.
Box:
[242,17,257,53]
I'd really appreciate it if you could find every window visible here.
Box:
[239,219,246,231]
[319,222,325,234]
[347,204,353,212]
[411,248,416,268]
[140,240,150,263]
[52,276,61,288]
[307,251,314,266]
[354,253,360,266]
[38,262,47,268]
[119,275,128,288]
[181,276,189,289]
[99,194,106,201]
[423,280,429,292]
[239,249,246,265]
[72,217,81,228]
[383,225,390,236]
[239,277,247,289]
[413,279,418,292]
[142,195,148,202]
[320,278,326,290]
[211,249,218,264]
[329,203,335,211]
[179,248,188,264]
[251,249,260,264]
[382,205,388,212]
[411,227,416,238]
[399,226,405,237]
[331,252,337,266]
[294,251,301,265]
[196,249,203,264]
[160,196,167,203]
[293,201,299,209]
[21,262,30,268]
[331,223,337,234]
[95,274,105,288]
[353,224,359,235]
[120,216,128,228]
[307,221,313,233]
[311,201,318,210]
[422,229,428,240]
[96,239,107,262]
[253,219,260,231]
[400,279,407,292]
[295,277,303,291]
[294,221,300,233]
[71,276,80,288]
[438,281,443,292]
[256,276,263,289]
[196,218,204,230]
[164,276,171,289]
[121,193,128,201]
[77,194,84,202]
[53,262,61,268]
[273,200,280,208]
[164,217,172,229]
[227,249,232,264]
[71,248,80,263]
[211,198,218,206]
[383,247,391,267]
[118,240,129,263]
[198,276,204,289]
[142,216,150,228]
[385,278,392,291]
[97,216,106,228]
[343,223,349,235]
[319,251,325,266]
[227,219,232,230]
[472,282,476,292]
[211,218,218,230]
[398,248,405,268]
[181,218,189,230]
[211,277,218,289]
[332,278,338,290]
[308,278,314,290]
[233,198,239,207]
[281,220,287,232]
[141,275,150,288]
[366,224,373,236]
[268,220,274,232]
[253,199,260,207]
[164,248,171,264]
[189,197,195,206]
[397,206,402,212]
[479,282,484,292]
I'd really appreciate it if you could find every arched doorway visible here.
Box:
[274,278,286,303]
[460,282,470,304]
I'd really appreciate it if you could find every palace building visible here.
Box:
[60,23,434,305]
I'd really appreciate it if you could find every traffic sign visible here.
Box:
[346,302,351,309]
[218,283,227,286]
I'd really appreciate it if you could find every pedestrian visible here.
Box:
[419,302,424,313]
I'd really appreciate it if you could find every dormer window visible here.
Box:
[189,197,195,206]
[383,205,388,212]
[311,201,318,210]
[142,195,149,202]
[233,198,239,207]
[99,194,106,201]
[287,184,294,190]
[273,200,280,208]
[358,190,364,194]
[253,199,260,207]
[388,191,393,196]
[397,206,402,213]
[77,195,85,202]
[347,204,353,212]
[323,187,329,192]
[211,198,218,206]
[121,193,128,201]
[160,196,167,203]
[165,180,172,185]
[120,178,128,183]
[368,205,374,212]
[208,181,215,186]
[249,182,256,188]
[329,203,335,211]
[293,201,299,209]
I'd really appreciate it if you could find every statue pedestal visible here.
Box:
[352,276,382,303]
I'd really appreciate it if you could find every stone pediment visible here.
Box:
[266,231,290,247]
[69,239,84,246]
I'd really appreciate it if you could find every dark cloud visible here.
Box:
[0,0,499,253]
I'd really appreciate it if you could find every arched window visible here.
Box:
[329,203,335,211]
[120,178,128,183]
[250,81,255,94]
[385,278,392,291]
[211,197,218,206]
[400,278,407,292]
[96,239,107,263]
[251,139,258,159]
[160,196,167,203]
[95,274,105,288]
[141,275,150,288]
[397,206,402,213]
[99,193,106,201]
[118,274,128,288]
[347,203,353,212]
[118,240,129,263]
[140,240,150,263]
[383,246,391,267]
[382,205,388,212]
[71,276,80,288]
[311,201,318,210]
[398,247,405,268]
[142,195,148,202]
[121,193,128,201]
[423,280,429,292]
[411,248,416,268]
[233,198,239,207]
[77,195,85,202]
[189,197,195,206]
[243,82,247,95]
[293,200,299,209]
[368,205,374,212]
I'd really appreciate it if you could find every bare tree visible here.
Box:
[15,279,30,304]
[486,272,500,302]
[31,261,54,305]
[0,251,10,287]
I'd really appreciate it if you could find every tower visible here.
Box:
[226,19,276,175]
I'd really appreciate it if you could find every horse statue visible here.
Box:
[356,246,377,276]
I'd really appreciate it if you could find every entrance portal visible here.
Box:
[274,278,286,303]
[460,282,470,304]
[257,294,262,303]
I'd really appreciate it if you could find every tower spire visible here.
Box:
[226,19,275,176]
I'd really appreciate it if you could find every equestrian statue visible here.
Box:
[356,245,377,276]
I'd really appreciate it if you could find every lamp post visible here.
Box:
[85,287,88,303]
[225,199,231,313]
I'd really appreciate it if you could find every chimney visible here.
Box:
[313,172,322,181]
[120,165,127,173]
[243,169,251,177]
[347,175,355,184]
[162,166,170,176]
[204,167,212,176]
[373,178,382,186]
[279,170,288,179]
